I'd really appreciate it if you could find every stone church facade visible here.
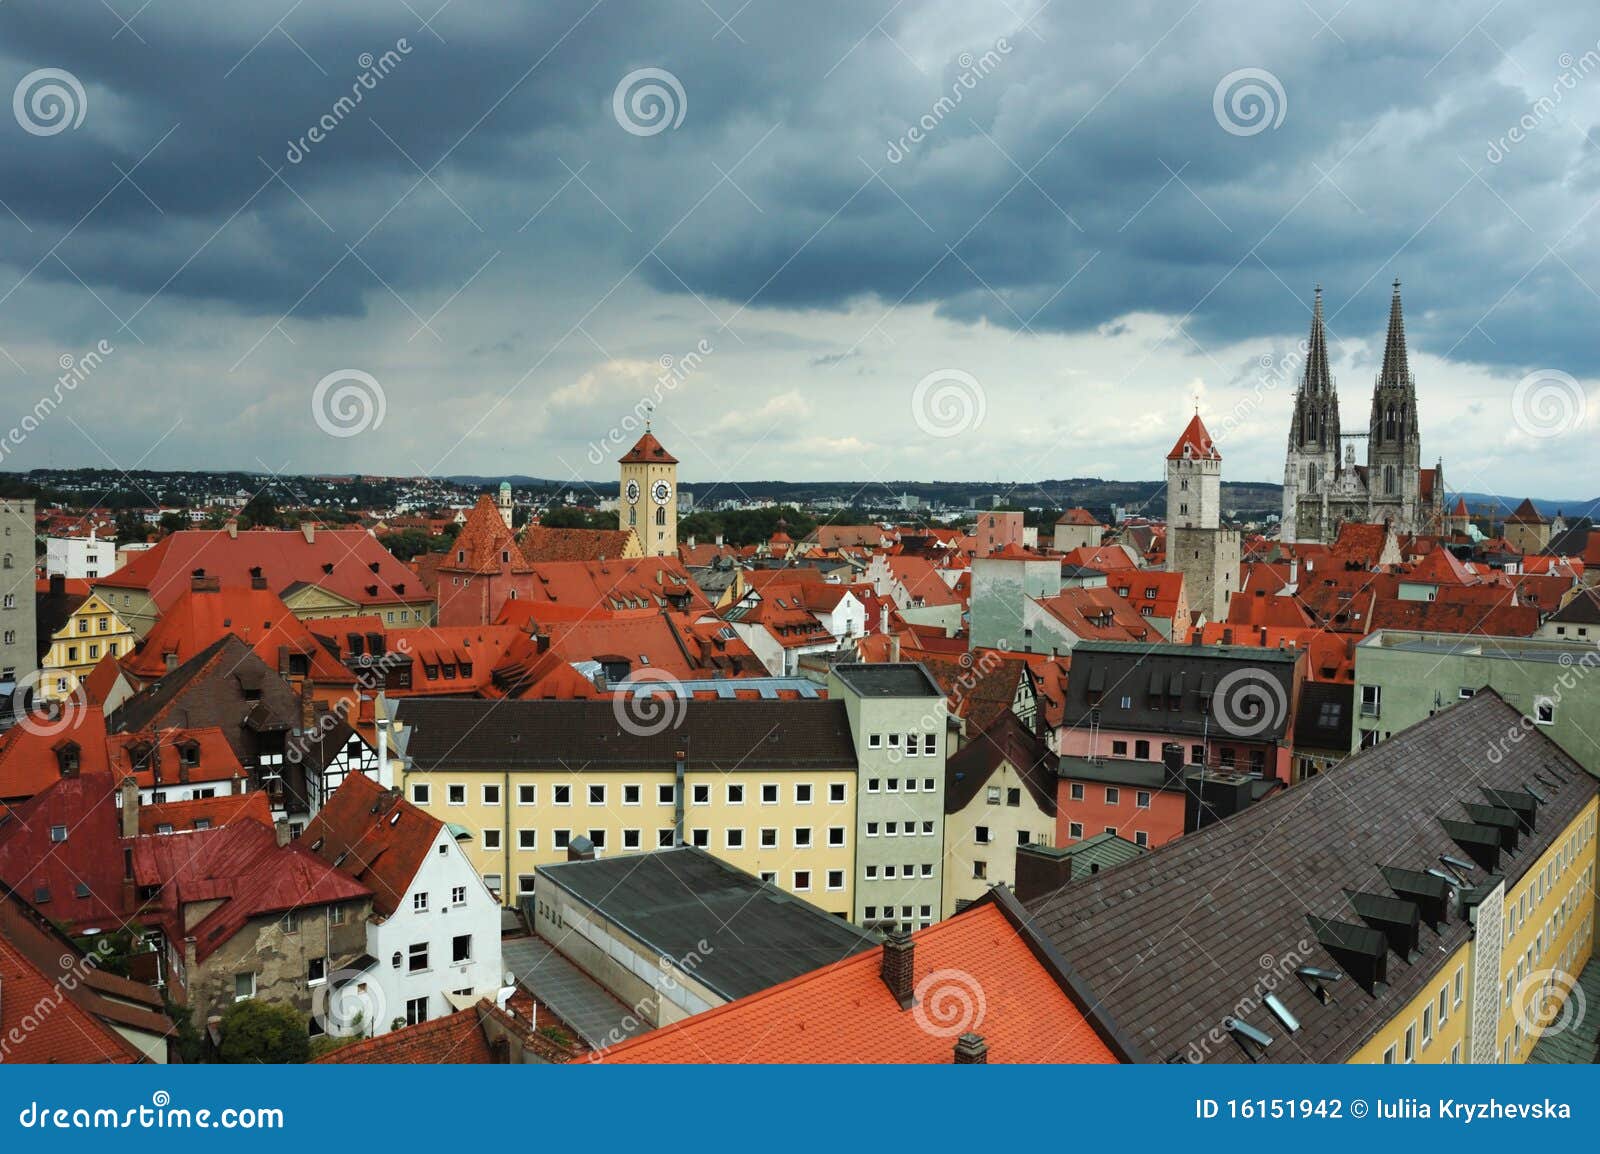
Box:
[1281,281,1447,544]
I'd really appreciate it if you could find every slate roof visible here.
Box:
[945,711,1057,815]
[1023,691,1598,1064]
[395,698,858,771]
[536,846,878,1002]
[1546,587,1600,626]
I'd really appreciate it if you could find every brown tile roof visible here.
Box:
[301,773,443,919]
[521,526,639,563]
[945,711,1056,815]
[618,431,678,464]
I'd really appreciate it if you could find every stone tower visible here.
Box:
[1165,414,1239,624]
[1366,279,1421,530]
[619,426,678,557]
[496,481,513,529]
[1282,286,1341,545]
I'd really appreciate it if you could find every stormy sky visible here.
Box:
[0,0,1597,501]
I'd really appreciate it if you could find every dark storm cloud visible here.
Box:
[1,0,1598,372]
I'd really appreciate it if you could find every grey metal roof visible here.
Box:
[537,846,879,1002]
[501,934,650,1050]
[828,662,943,699]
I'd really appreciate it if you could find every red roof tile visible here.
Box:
[1166,413,1220,460]
[618,431,678,464]
[300,773,442,919]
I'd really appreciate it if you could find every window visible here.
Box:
[331,904,346,925]
[1454,967,1464,1008]
[726,783,744,805]
[1111,740,1128,757]
[986,786,1001,805]
[794,827,812,848]
[553,784,571,806]
[1422,1005,1433,1045]
[406,996,429,1026]
[975,825,992,845]
[973,860,987,879]
[1105,787,1120,805]
[658,784,675,805]
[413,891,429,912]
[1006,788,1021,807]
[484,874,502,896]
[482,784,501,806]
[483,829,501,850]
[623,828,641,849]
[1382,1043,1396,1064]
[452,935,472,963]
[554,829,571,849]
[868,734,882,748]
[1135,790,1151,809]
[795,784,812,804]
[451,886,466,905]
[1069,822,1083,839]
[234,973,255,1002]
[408,943,429,973]
[49,825,67,844]
[760,783,778,804]
[829,782,846,803]
[1135,831,1149,848]
[517,829,536,850]
[920,863,933,878]
[517,876,536,896]
[623,784,640,805]
[588,783,606,806]
[828,826,845,847]
[308,957,326,985]
[447,784,466,806]
[1134,740,1150,760]
[826,869,844,891]
[691,828,709,848]
[1403,1023,1416,1062]
[518,784,536,805]
[1533,697,1555,725]
[793,870,811,891]
[1360,684,1381,717]
[657,828,675,848]
[726,828,745,849]
[1438,988,1449,1026]
[692,784,710,806]
[1069,783,1084,801]
[281,911,300,934]
[760,827,778,848]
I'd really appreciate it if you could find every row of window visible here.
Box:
[1065,821,1150,848]
[481,825,851,853]
[1067,784,1153,808]
[864,733,938,755]
[863,862,936,881]
[864,819,935,837]
[1382,966,1465,1063]
[416,780,849,808]
[867,777,938,793]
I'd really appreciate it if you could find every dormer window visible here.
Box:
[178,741,200,768]
[55,741,81,777]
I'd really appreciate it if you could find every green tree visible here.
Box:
[217,999,311,1064]
[240,492,278,530]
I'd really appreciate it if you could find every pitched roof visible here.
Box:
[395,698,858,771]
[313,1003,494,1064]
[119,586,354,684]
[618,430,678,464]
[520,525,638,563]
[140,790,273,834]
[1368,598,1541,638]
[1505,497,1549,525]
[95,527,423,610]
[1055,507,1102,527]
[601,898,1122,1064]
[300,773,443,918]
[1166,413,1220,461]
[944,711,1056,815]
[1024,691,1597,1063]
[1547,587,1600,626]
[435,496,527,576]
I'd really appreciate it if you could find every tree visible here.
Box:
[217,999,311,1064]
[240,492,278,530]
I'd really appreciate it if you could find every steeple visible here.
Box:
[1303,284,1331,394]
[1379,278,1410,387]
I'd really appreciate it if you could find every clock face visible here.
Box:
[625,479,640,504]
[651,479,672,506]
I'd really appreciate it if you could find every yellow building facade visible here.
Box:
[39,593,134,701]
[400,764,857,918]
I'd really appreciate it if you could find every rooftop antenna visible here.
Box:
[644,401,653,432]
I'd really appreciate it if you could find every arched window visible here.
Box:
[655,507,666,526]
[1306,464,1318,489]
[628,508,636,526]
[1385,403,1397,439]
[1384,465,1396,495]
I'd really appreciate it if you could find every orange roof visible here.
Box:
[141,791,273,834]
[498,557,710,615]
[521,525,637,563]
[1504,498,1548,525]
[0,906,144,1063]
[1060,544,1141,572]
[301,773,443,919]
[618,430,678,464]
[436,496,527,576]
[120,586,354,685]
[1035,587,1152,643]
[1055,507,1101,526]
[315,1004,496,1064]
[602,902,1120,1064]
[1166,413,1220,460]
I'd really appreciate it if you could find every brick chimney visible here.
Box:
[249,565,267,590]
[301,522,316,543]
[299,678,318,734]
[119,775,140,838]
[274,820,292,847]
[953,1033,988,1064]
[226,519,239,539]
[880,932,915,1009]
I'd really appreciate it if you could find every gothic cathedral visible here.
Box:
[1281,281,1447,544]
[619,426,678,557]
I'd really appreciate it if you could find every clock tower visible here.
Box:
[619,425,678,557]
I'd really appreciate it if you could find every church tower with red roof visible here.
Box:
[1164,412,1238,623]
[619,423,678,557]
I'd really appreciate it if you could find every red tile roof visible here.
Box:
[435,496,528,576]
[120,585,355,684]
[498,558,710,615]
[618,431,678,465]
[521,525,638,563]
[1369,598,1541,637]
[95,527,425,610]
[300,773,442,919]
[1055,507,1101,526]
[1505,497,1548,525]
[1035,587,1152,643]
[141,791,274,834]
[0,902,146,1063]
[314,1004,495,1063]
[602,901,1119,1064]
[1166,413,1220,460]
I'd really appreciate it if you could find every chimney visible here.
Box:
[249,565,266,590]
[49,572,65,598]
[1190,630,1202,646]
[714,533,724,547]
[164,652,179,673]
[119,775,140,838]
[226,519,239,539]
[1221,627,1233,646]
[1162,741,1186,790]
[534,632,550,654]
[273,820,292,847]
[300,679,317,734]
[880,932,915,1009]
[953,1033,988,1064]
[890,633,901,663]
[687,535,696,550]
[301,522,316,544]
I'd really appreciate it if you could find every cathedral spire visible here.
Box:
[1303,284,1331,394]
[1379,277,1410,387]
